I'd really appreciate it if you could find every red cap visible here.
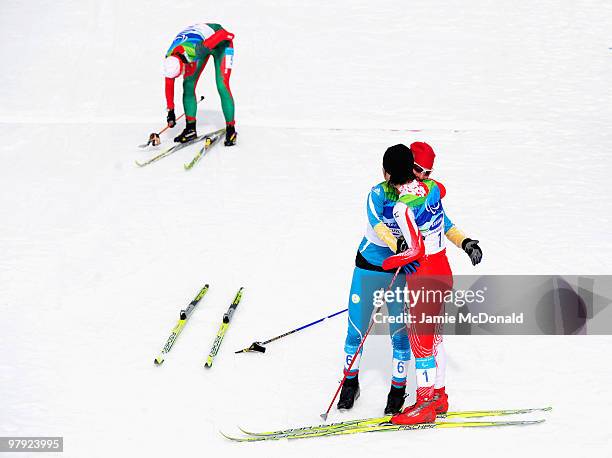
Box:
[410,142,436,170]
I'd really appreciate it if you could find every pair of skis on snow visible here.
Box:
[222,406,552,441]
[136,127,226,169]
[154,284,244,367]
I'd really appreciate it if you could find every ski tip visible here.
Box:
[219,431,239,441]
[319,413,328,422]
[154,358,164,365]
[237,426,258,436]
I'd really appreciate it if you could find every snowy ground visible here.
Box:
[1,1,612,457]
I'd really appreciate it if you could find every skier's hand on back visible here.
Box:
[396,236,420,274]
[167,109,176,128]
[396,236,408,254]
[462,239,482,266]
[403,261,420,275]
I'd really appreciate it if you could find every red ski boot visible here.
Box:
[431,387,448,414]
[390,394,437,425]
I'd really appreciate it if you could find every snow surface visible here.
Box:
[1,1,612,457]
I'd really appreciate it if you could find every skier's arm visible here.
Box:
[382,201,424,270]
[433,179,471,249]
[201,30,235,54]
[366,187,399,252]
[165,77,175,111]
[444,211,482,265]
[444,213,468,249]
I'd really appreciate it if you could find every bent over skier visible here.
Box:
[163,23,237,146]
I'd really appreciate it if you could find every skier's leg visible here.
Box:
[212,42,236,144]
[339,268,394,409]
[432,338,449,413]
[183,57,208,121]
[392,252,452,424]
[385,297,410,414]
[434,337,446,389]
[342,267,375,381]
[408,254,452,401]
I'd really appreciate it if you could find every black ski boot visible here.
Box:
[224,124,237,146]
[384,385,406,415]
[337,376,360,410]
[174,120,197,143]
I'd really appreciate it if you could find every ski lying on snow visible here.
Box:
[238,406,552,437]
[184,128,226,170]
[135,127,223,167]
[154,284,209,365]
[222,418,546,442]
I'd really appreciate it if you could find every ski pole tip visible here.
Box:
[319,413,328,422]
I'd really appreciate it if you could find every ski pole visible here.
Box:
[320,267,402,421]
[154,283,210,365]
[139,95,205,148]
[235,308,348,354]
[204,287,244,368]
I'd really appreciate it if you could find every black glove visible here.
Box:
[167,109,176,128]
[396,236,408,254]
[462,238,482,266]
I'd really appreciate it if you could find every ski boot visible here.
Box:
[390,393,437,425]
[384,385,406,415]
[337,376,360,410]
[224,124,237,146]
[431,387,448,414]
[174,120,197,143]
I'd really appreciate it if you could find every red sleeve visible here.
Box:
[203,30,235,50]
[165,77,175,110]
[433,180,446,199]
[382,203,425,270]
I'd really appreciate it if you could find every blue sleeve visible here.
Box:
[366,184,385,228]
[444,211,454,233]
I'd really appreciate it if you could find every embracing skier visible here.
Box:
[405,141,482,415]
[337,144,418,415]
[380,142,482,424]
[163,23,237,146]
